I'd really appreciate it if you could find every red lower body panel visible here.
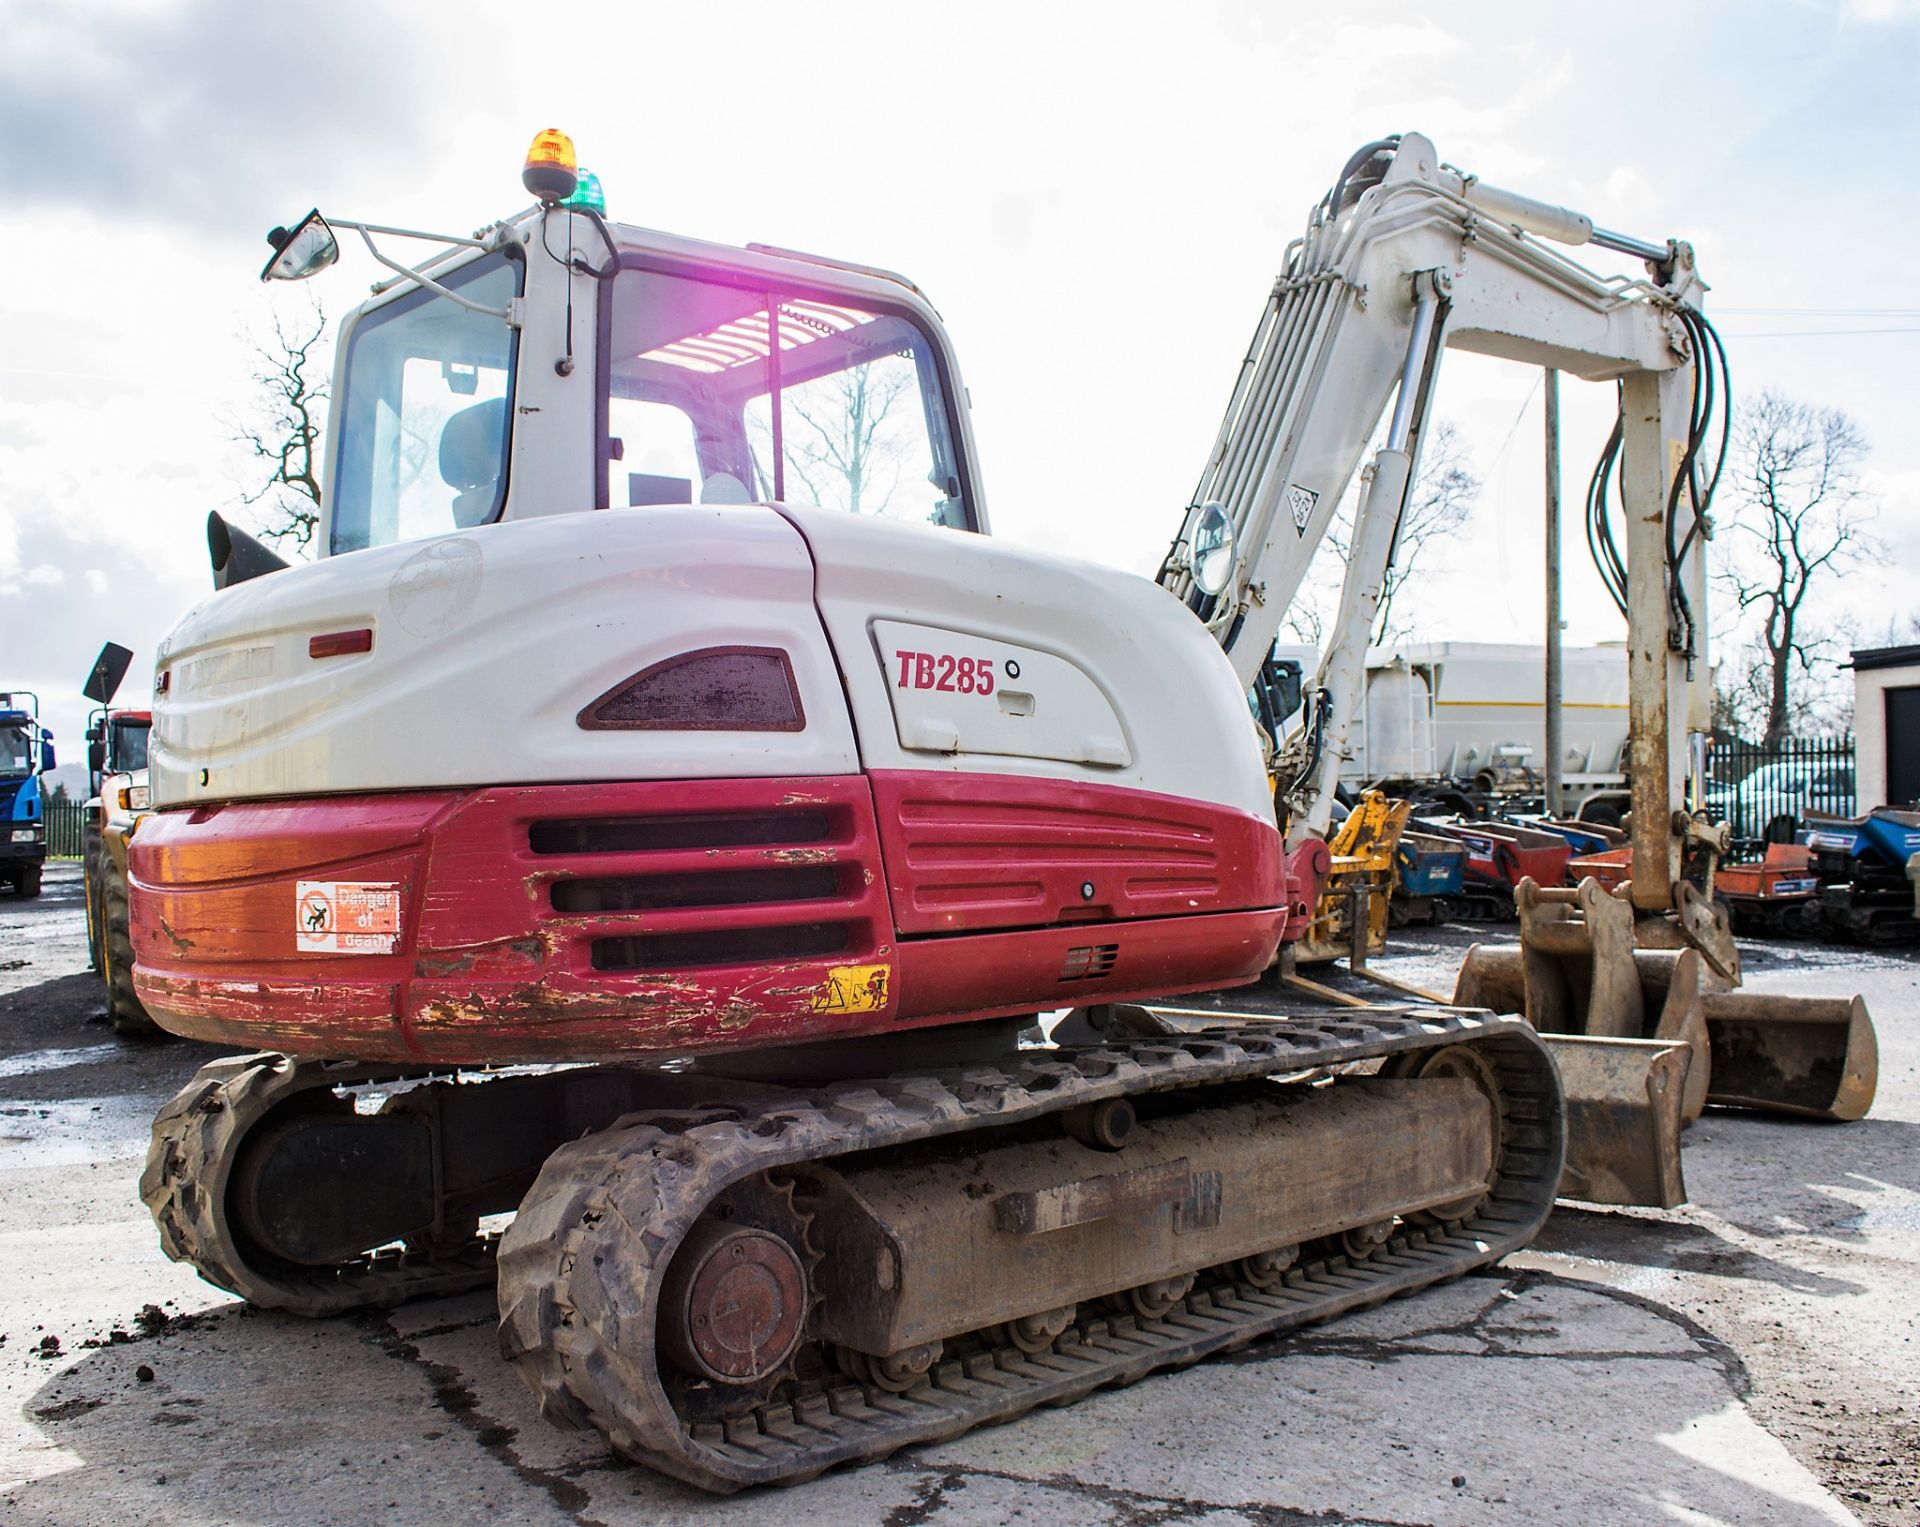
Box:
[129,774,1287,1064]
[868,769,1283,935]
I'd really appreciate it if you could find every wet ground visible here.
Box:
[0,861,1915,1525]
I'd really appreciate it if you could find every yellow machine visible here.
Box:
[1292,791,1410,964]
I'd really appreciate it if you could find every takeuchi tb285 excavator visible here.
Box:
[131,132,1873,1491]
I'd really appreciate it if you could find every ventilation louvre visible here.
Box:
[1059,944,1119,981]
[530,810,830,856]
[552,865,841,913]
[593,922,851,972]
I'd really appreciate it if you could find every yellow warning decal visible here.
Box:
[810,963,892,1014]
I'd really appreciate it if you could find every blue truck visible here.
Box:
[0,691,56,898]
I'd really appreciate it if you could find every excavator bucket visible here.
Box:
[1540,1035,1689,1209]
[1505,874,1878,1122]
[1700,991,1877,1121]
[1455,944,1689,1207]
[1456,871,1880,1197]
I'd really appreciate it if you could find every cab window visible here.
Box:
[330,252,523,554]
[602,266,971,528]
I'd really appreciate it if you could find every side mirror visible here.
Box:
[41,740,56,772]
[88,740,106,776]
[261,210,339,283]
[83,642,134,706]
[1185,501,1236,598]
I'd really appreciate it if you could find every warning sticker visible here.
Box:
[809,963,892,1015]
[295,881,402,954]
[1287,483,1319,536]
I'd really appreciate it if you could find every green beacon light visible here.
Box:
[564,169,606,216]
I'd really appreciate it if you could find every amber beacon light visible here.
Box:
[523,130,579,202]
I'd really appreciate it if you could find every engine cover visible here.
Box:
[133,504,1290,1060]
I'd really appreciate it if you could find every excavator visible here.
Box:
[130,131,1871,1491]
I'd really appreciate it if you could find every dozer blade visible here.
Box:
[1700,991,1878,1121]
[1456,944,1691,1208]
[1537,1034,1689,1209]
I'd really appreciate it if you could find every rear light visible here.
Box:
[578,647,802,731]
[309,628,374,659]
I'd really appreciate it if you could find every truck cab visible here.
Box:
[89,710,153,820]
[0,694,54,898]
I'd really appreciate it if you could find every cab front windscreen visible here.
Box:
[110,719,150,774]
[0,723,32,777]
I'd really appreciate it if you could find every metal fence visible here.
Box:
[1705,734,1856,844]
[44,800,89,859]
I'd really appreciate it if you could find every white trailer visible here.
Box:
[1276,640,1631,814]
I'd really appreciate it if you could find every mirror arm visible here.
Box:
[338,221,514,322]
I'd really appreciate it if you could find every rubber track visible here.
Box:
[141,1053,498,1316]
[496,1009,1564,1492]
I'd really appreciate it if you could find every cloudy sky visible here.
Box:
[4,0,1918,762]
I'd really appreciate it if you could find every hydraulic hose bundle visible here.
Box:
[1584,306,1732,667]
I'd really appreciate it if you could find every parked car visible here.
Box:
[1702,776,1739,819]
[1716,761,1856,843]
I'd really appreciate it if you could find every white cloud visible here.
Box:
[3,0,1916,754]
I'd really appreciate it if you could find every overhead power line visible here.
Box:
[1723,326,1920,339]
[1713,306,1920,318]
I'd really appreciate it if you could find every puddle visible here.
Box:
[0,1045,122,1081]
[0,1093,157,1167]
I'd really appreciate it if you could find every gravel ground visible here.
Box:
[0,860,1914,1525]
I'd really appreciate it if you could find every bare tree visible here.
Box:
[1281,422,1480,646]
[237,298,328,553]
[1373,423,1478,642]
[781,360,913,517]
[1715,391,1875,745]
[1713,641,1853,740]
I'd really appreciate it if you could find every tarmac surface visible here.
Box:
[0,859,1914,1526]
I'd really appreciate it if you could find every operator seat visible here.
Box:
[441,398,507,526]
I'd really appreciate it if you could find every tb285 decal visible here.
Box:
[894,649,1012,695]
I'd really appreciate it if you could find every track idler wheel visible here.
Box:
[659,1221,811,1385]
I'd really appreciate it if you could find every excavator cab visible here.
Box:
[302,193,983,567]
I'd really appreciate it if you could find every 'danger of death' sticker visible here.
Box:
[296,881,402,954]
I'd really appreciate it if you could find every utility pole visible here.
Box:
[1544,368,1564,816]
